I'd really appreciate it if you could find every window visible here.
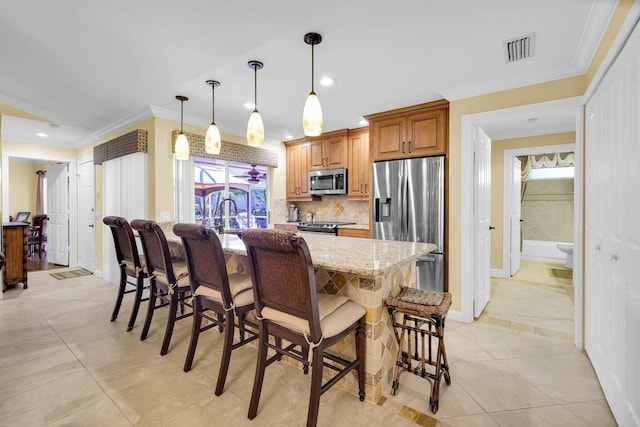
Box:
[194,159,268,230]
[529,166,574,180]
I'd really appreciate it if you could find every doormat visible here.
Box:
[50,268,93,280]
[549,267,573,279]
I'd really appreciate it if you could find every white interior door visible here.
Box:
[510,157,521,276]
[78,160,95,271]
[585,19,640,427]
[47,163,69,266]
[474,127,491,317]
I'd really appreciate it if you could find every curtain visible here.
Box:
[102,152,147,284]
[517,155,529,201]
[35,170,45,214]
[529,152,575,168]
[174,156,195,224]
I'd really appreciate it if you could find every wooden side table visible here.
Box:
[2,222,28,291]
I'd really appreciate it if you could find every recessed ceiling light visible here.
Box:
[319,76,335,87]
[36,132,48,137]
[244,102,255,110]
[285,135,293,140]
[359,119,368,126]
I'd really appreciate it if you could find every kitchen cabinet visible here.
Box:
[337,228,370,238]
[366,100,448,161]
[308,130,348,170]
[285,141,314,201]
[347,127,370,200]
[2,222,28,290]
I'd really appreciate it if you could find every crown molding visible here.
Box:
[73,106,155,148]
[573,0,619,72]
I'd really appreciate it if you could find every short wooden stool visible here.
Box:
[385,287,452,413]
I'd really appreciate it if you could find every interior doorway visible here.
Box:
[460,97,584,348]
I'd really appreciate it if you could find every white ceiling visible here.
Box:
[0,0,618,149]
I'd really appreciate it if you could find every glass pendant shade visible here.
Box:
[175,132,190,160]
[303,91,323,136]
[205,122,221,154]
[246,111,264,147]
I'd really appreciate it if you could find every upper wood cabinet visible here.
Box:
[347,127,370,200]
[366,100,449,161]
[285,141,314,201]
[308,130,348,170]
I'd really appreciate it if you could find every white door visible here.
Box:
[585,21,640,427]
[47,163,69,266]
[509,157,521,276]
[78,161,95,272]
[474,127,491,317]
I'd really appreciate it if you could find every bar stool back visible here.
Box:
[240,229,366,427]
[131,219,191,355]
[102,216,149,331]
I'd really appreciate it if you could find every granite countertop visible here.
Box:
[162,223,434,278]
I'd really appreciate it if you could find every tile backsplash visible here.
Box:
[272,196,370,226]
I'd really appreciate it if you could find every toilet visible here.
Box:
[557,243,574,269]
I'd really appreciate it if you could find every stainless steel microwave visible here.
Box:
[309,168,347,195]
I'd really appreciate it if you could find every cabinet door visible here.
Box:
[297,143,311,198]
[372,116,406,161]
[348,131,370,199]
[286,144,300,199]
[406,109,447,157]
[308,139,326,170]
[326,135,347,169]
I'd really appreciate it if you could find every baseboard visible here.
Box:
[491,268,509,278]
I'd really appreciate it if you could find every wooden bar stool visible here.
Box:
[385,286,452,413]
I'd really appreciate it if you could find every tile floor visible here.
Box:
[0,266,617,426]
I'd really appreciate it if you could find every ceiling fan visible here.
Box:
[233,164,266,183]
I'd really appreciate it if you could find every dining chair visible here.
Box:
[173,223,258,395]
[240,229,366,427]
[131,219,192,355]
[27,214,48,259]
[103,216,149,331]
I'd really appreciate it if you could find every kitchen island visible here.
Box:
[161,224,436,402]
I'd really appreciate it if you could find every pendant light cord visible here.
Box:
[311,43,315,93]
[254,65,258,113]
[180,99,184,133]
[211,86,215,123]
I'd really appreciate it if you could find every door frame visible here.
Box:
[2,151,78,267]
[501,143,576,278]
[460,96,584,348]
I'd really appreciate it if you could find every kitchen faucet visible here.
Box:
[216,198,237,234]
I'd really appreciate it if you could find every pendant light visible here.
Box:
[205,80,222,154]
[303,32,323,137]
[175,95,190,160]
[246,60,264,147]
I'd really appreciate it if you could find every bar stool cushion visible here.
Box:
[386,287,452,318]
[194,274,254,309]
[153,261,190,289]
[122,256,146,276]
[261,293,365,339]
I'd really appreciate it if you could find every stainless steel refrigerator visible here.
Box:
[371,156,445,292]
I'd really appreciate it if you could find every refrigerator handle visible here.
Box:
[401,162,408,240]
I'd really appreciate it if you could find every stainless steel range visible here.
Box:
[296,221,355,235]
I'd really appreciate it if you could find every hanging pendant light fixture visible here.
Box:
[303,32,323,137]
[175,95,190,160]
[246,60,264,147]
[205,80,222,154]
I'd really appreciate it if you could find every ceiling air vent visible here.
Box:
[503,33,535,63]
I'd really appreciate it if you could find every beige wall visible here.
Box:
[7,161,38,216]
[489,132,575,269]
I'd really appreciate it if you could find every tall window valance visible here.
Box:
[94,129,148,165]
[171,130,278,168]
[519,152,574,182]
